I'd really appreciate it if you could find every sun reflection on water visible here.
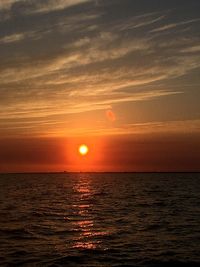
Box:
[70,174,101,250]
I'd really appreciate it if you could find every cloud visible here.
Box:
[0,0,91,12]
[0,0,20,10]
[181,45,200,53]
[0,0,92,22]
[0,0,200,137]
[121,119,200,135]
[113,14,166,31]
[150,18,200,33]
[0,33,25,44]
[35,0,92,13]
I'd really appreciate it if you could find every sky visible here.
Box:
[0,0,200,172]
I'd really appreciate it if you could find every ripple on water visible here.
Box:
[0,172,200,266]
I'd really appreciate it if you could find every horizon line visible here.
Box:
[0,171,200,175]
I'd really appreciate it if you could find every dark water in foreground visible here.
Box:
[0,173,200,267]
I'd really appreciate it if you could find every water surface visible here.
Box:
[0,172,199,266]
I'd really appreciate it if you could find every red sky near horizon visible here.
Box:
[0,0,200,172]
[0,132,200,172]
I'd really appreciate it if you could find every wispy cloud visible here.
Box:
[114,14,166,31]
[0,0,20,10]
[150,18,200,33]
[0,0,91,12]
[181,45,200,53]
[121,119,200,135]
[0,33,24,44]
[0,0,200,137]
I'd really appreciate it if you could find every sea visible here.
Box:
[0,172,199,267]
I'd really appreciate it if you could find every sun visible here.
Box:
[79,144,89,156]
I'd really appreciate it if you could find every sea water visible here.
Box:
[0,172,199,266]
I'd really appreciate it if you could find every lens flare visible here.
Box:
[106,109,116,121]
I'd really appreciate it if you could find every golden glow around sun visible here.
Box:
[79,144,89,156]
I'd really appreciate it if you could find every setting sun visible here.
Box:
[79,144,89,156]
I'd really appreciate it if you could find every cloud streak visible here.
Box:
[0,0,200,137]
[150,18,200,33]
[0,0,91,12]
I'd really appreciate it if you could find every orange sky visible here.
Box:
[0,132,200,172]
[0,0,200,172]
